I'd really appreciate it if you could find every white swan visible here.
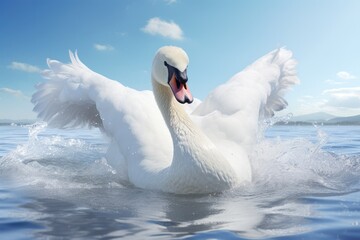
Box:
[32,46,299,194]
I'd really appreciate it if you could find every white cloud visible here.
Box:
[302,95,315,99]
[142,17,184,40]
[0,88,29,99]
[322,87,360,108]
[8,62,42,73]
[295,95,326,113]
[324,79,344,85]
[290,88,360,116]
[94,43,114,51]
[337,71,356,80]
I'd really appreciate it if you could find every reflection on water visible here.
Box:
[16,188,261,239]
[0,124,360,239]
[5,186,360,239]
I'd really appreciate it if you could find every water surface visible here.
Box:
[1,123,359,239]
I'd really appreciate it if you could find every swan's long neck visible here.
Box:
[152,78,237,192]
[152,78,196,143]
[152,79,206,156]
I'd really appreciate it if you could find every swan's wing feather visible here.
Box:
[261,48,298,117]
[32,51,107,129]
[32,52,173,174]
[193,48,298,118]
[192,48,299,146]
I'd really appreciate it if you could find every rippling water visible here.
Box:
[0,123,360,239]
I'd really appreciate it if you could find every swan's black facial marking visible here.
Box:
[164,61,188,86]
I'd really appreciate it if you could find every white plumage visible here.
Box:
[32,46,299,194]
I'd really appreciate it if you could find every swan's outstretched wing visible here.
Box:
[192,48,299,148]
[33,51,105,129]
[32,52,173,179]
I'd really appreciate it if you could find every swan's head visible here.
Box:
[152,46,193,104]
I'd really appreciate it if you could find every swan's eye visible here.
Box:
[164,61,168,66]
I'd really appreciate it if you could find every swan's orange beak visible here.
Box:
[169,74,193,104]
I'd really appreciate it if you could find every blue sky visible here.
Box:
[1,0,360,119]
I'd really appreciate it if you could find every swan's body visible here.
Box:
[32,46,298,194]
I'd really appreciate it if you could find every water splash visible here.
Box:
[257,113,293,142]
[0,122,120,189]
[263,113,294,127]
[27,121,48,140]
[247,125,360,199]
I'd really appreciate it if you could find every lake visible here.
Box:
[0,123,359,239]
